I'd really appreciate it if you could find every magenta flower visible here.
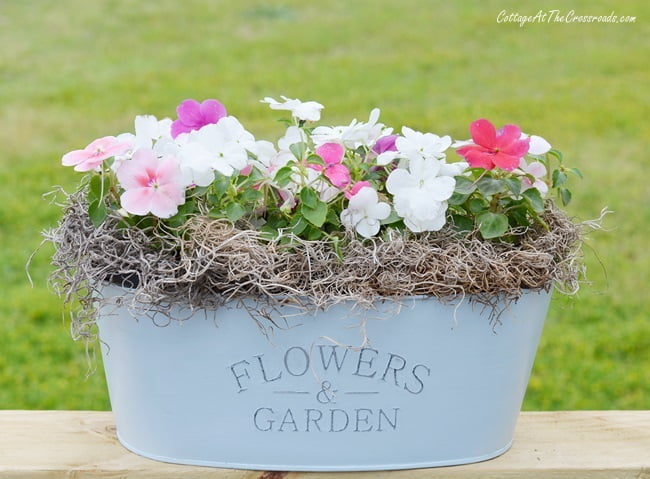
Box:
[456,119,530,171]
[372,134,398,155]
[170,99,227,138]
[308,142,351,189]
[116,148,186,218]
[61,136,130,172]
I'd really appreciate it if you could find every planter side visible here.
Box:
[97,285,552,471]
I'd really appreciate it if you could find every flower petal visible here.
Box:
[425,176,456,201]
[61,149,90,167]
[469,119,496,148]
[324,164,351,189]
[120,187,156,216]
[370,201,391,220]
[492,152,522,171]
[525,161,547,178]
[148,189,182,218]
[355,218,380,238]
[176,99,202,126]
[456,146,495,170]
[386,168,416,194]
[315,142,345,166]
[495,124,522,149]
[199,99,227,124]
[528,135,552,155]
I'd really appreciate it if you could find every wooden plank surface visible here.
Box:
[0,410,649,478]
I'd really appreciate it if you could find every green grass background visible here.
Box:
[1,0,648,410]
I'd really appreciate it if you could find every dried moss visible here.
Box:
[45,191,596,341]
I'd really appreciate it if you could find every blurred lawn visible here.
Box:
[0,0,648,410]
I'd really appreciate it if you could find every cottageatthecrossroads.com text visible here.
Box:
[497,10,636,27]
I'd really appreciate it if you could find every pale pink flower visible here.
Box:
[62,136,130,172]
[517,159,549,197]
[117,148,186,218]
[171,99,227,138]
[308,142,351,189]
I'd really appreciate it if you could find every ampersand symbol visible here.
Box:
[316,380,337,404]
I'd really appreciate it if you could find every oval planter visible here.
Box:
[97,283,552,471]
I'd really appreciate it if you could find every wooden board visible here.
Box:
[0,410,649,478]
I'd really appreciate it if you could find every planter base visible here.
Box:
[98,286,552,471]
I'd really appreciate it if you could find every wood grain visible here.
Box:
[0,410,648,478]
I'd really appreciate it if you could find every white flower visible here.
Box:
[521,133,552,156]
[172,116,255,185]
[247,140,277,176]
[175,142,216,187]
[386,157,456,233]
[311,108,392,149]
[516,159,549,197]
[277,126,308,151]
[340,187,390,238]
[393,193,447,232]
[261,96,324,122]
[375,150,399,166]
[118,115,172,151]
[113,115,173,170]
[439,160,469,177]
[395,127,452,162]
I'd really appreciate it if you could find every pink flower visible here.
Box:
[171,99,227,138]
[456,119,530,171]
[308,142,351,189]
[116,148,186,218]
[345,180,371,199]
[62,136,130,172]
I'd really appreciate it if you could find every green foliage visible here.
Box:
[1,0,647,412]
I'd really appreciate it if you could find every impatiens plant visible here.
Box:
[61,96,580,243]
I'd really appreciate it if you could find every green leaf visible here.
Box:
[306,154,325,166]
[88,175,110,202]
[552,169,568,188]
[289,142,306,161]
[468,198,488,214]
[188,186,209,198]
[380,209,402,225]
[505,178,521,196]
[300,200,328,227]
[448,191,470,206]
[568,167,583,179]
[289,215,308,235]
[477,211,509,239]
[522,188,545,213]
[273,165,295,188]
[240,188,263,203]
[508,206,531,227]
[299,187,319,209]
[451,214,474,232]
[547,149,563,163]
[212,174,230,198]
[559,187,572,206]
[454,176,477,195]
[167,199,197,227]
[264,214,288,231]
[477,177,506,196]
[326,207,341,227]
[305,226,324,240]
[225,202,246,222]
[88,199,107,228]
